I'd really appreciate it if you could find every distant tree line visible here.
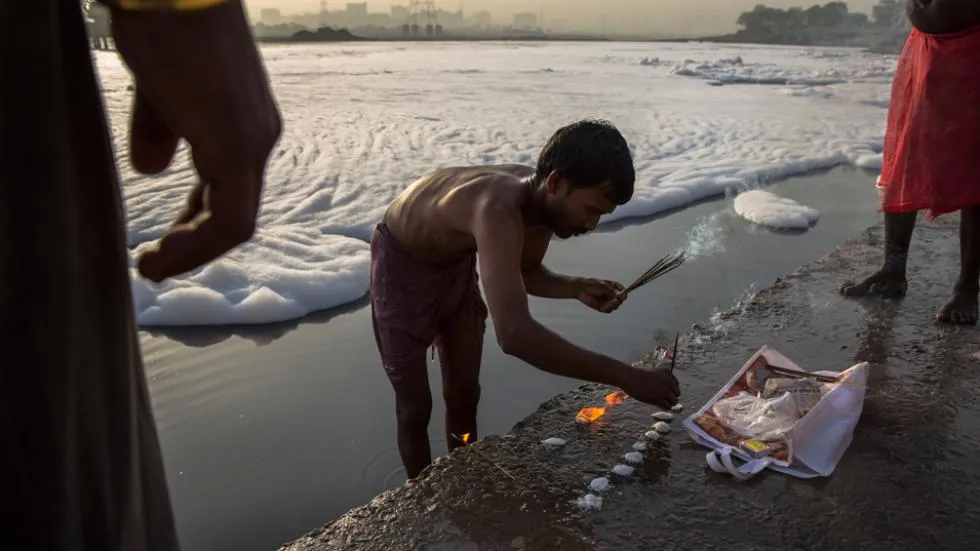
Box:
[732,0,910,47]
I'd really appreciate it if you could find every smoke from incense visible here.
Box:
[676,212,728,261]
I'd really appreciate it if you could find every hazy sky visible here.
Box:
[245,0,882,33]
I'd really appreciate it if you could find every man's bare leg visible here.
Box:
[841,211,918,298]
[394,382,434,479]
[437,297,486,453]
[371,311,435,479]
[936,206,980,324]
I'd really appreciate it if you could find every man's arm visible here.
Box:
[473,194,630,387]
[520,230,582,299]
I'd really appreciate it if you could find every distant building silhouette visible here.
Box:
[473,10,491,29]
[512,12,537,30]
[392,5,410,22]
[345,2,367,18]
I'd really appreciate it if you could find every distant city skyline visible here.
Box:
[245,0,883,35]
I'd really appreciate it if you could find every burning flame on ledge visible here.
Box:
[575,407,606,423]
[575,391,630,423]
[605,391,627,405]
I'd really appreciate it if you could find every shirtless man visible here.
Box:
[840,0,980,324]
[371,119,681,478]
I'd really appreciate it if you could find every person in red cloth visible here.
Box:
[841,0,980,324]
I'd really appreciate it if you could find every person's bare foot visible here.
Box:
[840,269,908,298]
[936,286,979,325]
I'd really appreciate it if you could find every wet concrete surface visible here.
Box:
[279,216,980,551]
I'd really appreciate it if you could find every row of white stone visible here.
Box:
[540,402,684,511]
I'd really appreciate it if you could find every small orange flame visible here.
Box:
[461,433,471,444]
[576,407,607,423]
[605,391,628,406]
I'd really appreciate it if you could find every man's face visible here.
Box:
[544,174,617,239]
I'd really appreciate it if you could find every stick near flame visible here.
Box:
[450,432,516,481]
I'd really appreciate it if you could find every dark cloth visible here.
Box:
[369,222,487,391]
[0,1,179,550]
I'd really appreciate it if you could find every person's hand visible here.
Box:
[576,278,626,313]
[111,0,282,282]
[618,366,680,410]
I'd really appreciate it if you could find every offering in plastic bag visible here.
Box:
[711,391,803,441]
[761,377,825,415]
[685,346,870,480]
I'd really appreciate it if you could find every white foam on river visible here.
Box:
[92,41,894,326]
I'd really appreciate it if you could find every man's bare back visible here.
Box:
[383,164,538,265]
[369,120,681,479]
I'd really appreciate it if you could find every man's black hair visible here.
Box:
[534,119,635,205]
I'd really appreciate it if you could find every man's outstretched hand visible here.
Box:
[619,366,680,410]
[111,0,282,282]
[576,278,627,313]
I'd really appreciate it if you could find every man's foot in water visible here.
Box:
[840,268,908,299]
[936,286,979,325]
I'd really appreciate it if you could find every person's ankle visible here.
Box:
[953,278,979,294]
[881,253,909,276]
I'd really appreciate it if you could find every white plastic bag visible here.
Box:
[682,346,868,480]
[712,391,802,441]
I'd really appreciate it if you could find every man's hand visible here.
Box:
[576,278,626,313]
[618,366,680,410]
[111,1,282,282]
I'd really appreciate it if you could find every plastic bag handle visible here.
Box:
[705,446,772,481]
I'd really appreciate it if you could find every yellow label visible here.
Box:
[743,439,768,452]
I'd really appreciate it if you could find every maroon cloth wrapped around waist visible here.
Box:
[880,24,980,218]
[369,222,479,344]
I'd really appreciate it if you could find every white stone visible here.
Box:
[576,493,603,511]
[671,403,684,412]
[644,430,661,441]
[653,421,671,434]
[612,464,635,476]
[632,441,648,451]
[589,477,612,492]
[624,451,644,464]
[652,411,675,421]
[540,437,567,449]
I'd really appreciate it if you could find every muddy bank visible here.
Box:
[279,215,980,551]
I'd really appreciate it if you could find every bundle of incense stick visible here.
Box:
[623,251,686,294]
[765,364,840,384]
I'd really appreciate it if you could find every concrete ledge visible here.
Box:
[279,217,980,551]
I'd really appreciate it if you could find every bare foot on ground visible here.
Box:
[840,269,908,299]
[936,288,979,325]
